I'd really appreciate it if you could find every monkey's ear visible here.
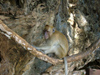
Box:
[53,28,55,33]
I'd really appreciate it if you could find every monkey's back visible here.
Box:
[51,30,69,58]
[58,31,69,57]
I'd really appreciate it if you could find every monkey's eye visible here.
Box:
[53,28,55,33]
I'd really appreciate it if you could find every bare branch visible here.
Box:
[0,20,63,65]
[67,38,100,62]
[0,20,100,66]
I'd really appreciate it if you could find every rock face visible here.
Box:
[0,0,100,75]
[0,33,33,75]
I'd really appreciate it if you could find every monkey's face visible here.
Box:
[44,25,55,39]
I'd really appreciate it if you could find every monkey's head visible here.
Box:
[44,25,55,39]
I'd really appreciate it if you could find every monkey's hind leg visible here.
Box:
[44,49,54,54]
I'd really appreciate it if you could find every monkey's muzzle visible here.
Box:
[44,30,49,39]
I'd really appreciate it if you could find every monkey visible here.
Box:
[34,25,69,75]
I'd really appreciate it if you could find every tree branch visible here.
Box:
[67,38,100,62]
[0,20,63,65]
[0,20,100,66]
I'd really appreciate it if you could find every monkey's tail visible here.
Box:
[64,57,68,75]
